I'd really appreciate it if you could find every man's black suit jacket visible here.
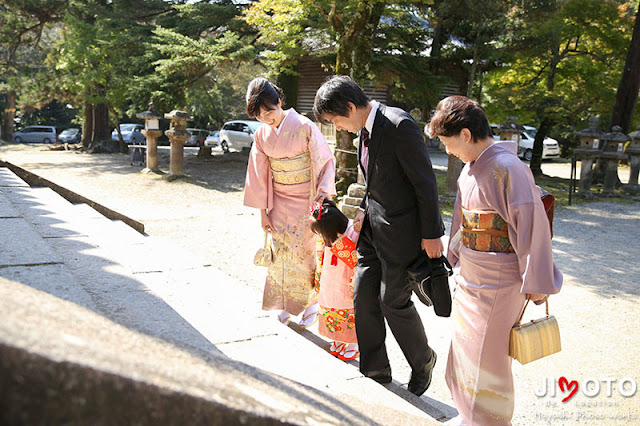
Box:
[358,103,444,260]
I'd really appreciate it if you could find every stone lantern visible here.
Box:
[136,103,163,173]
[573,116,604,197]
[599,125,630,196]
[499,116,525,154]
[626,125,640,191]
[163,109,192,181]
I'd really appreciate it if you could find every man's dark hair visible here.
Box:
[427,96,492,142]
[313,75,369,124]
[310,199,349,246]
[246,77,285,118]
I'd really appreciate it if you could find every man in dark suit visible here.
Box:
[314,76,445,396]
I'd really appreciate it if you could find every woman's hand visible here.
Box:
[261,209,273,233]
[313,190,329,204]
[526,293,548,305]
[352,210,365,233]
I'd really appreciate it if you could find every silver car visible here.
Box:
[111,123,145,145]
[13,125,57,144]
[58,128,81,144]
[219,120,263,153]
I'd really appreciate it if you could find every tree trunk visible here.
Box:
[335,130,358,195]
[1,91,17,142]
[609,2,640,134]
[530,117,554,177]
[107,104,127,153]
[467,31,481,98]
[445,155,463,196]
[82,102,93,147]
[93,102,111,144]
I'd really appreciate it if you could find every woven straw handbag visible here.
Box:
[509,297,561,365]
[253,232,273,267]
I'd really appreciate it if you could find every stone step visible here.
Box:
[0,167,29,187]
[342,195,363,206]
[347,183,365,198]
[0,186,75,211]
[0,217,62,267]
[4,276,420,426]
[340,204,361,219]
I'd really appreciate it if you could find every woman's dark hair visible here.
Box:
[427,96,492,142]
[313,75,369,124]
[310,199,349,246]
[246,77,285,118]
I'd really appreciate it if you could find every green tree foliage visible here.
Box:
[0,0,65,140]
[482,0,635,175]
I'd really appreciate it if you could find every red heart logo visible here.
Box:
[558,376,578,402]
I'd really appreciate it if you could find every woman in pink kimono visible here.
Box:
[427,96,562,425]
[244,78,336,327]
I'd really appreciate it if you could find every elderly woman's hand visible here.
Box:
[526,293,548,305]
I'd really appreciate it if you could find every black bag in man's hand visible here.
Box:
[406,255,453,317]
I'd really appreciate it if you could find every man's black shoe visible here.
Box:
[408,351,437,396]
[365,367,392,384]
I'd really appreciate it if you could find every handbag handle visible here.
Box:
[515,296,549,326]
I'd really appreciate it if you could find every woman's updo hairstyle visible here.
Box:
[246,77,285,118]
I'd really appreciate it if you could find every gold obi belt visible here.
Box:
[269,152,312,185]
[461,207,514,253]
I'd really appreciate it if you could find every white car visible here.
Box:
[204,130,220,148]
[491,124,560,161]
[520,126,560,161]
[219,120,263,153]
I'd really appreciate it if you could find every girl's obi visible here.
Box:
[269,152,311,185]
[460,207,514,253]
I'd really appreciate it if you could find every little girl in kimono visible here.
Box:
[310,199,359,361]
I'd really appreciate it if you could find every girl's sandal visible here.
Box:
[329,342,346,357]
[338,344,360,361]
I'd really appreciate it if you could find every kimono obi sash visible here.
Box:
[460,207,514,253]
[269,152,311,185]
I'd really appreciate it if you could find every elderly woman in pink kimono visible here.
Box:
[427,96,562,425]
[244,77,336,327]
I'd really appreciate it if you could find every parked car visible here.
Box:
[111,123,145,145]
[12,125,57,144]
[186,128,209,147]
[204,130,220,148]
[520,126,560,161]
[490,124,560,161]
[58,128,81,144]
[219,120,263,153]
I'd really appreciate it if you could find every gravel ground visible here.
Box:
[2,142,639,425]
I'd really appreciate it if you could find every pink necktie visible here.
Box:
[361,128,370,171]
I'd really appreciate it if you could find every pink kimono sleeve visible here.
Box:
[307,123,336,198]
[489,165,563,295]
[447,188,462,268]
[243,131,273,210]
